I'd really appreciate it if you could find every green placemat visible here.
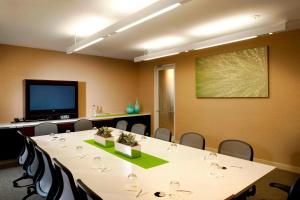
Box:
[85,139,168,169]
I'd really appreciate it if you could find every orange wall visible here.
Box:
[138,29,300,168]
[0,45,139,122]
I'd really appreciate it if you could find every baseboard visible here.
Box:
[205,147,300,174]
[0,159,18,169]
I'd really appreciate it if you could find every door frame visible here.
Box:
[154,63,176,141]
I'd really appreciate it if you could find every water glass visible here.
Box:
[127,173,138,191]
[167,142,178,152]
[76,145,84,158]
[92,156,103,170]
[205,152,218,164]
[169,180,180,198]
[58,137,66,148]
[49,132,57,140]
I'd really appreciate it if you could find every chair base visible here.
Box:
[13,172,31,188]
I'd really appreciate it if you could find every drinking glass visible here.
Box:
[127,173,138,191]
[58,137,66,148]
[167,142,178,152]
[92,156,103,170]
[169,180,180,198]
[49,132,57,141]
[76,145,84,158]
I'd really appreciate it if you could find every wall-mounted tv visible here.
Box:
[25,79,78,120]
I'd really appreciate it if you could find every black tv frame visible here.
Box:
[25,79,78,120]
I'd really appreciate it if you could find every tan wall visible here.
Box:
[0,45,139,122]
[138,29,300,168]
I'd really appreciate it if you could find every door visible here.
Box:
[155,64,175,140]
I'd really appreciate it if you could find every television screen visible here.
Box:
[25,80,78,120]
[29,85,76,111]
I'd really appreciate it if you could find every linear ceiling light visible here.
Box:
[116,3,181,33]
[72,37,104,52]
[193,36,257,50]
[66,0,188,54]
[144,52,180,61]
[134,22,286,62]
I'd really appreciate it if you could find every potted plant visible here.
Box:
[115,132,141,158]
[94,127,114,147]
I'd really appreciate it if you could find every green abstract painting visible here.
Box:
[196,47,268,97]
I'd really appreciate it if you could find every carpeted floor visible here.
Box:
[0,167,299,200]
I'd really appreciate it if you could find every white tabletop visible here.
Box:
[0,113,150,129]
[33,129,274,200]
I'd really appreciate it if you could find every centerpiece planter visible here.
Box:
[94,127,114,148]
[115,132,141,158]
[115,142,141,158]
[94,135,114,148]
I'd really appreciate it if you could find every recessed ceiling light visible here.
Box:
[269,32,273,35]
[189,15,258,37]
[137,36,185,50]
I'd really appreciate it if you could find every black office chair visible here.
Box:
[131,123,146,135]
[52,158,79,200]
[35,122,58,136]
[116,120,128,131]
[180,132,205,149]
[219,139,255,199]
[23,146,58,200]
[74,119,93,132]
[154,128,172,142]
[77,179,103,200]
[13,131,33,187]
[269,178,300,200]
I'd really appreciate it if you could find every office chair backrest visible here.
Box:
[116,120,128,131]
[53,158,79,200]
[131,123,146,135]
[16,130,29,165]
[77,179,103,200]
[154,128,172,142]
[35,146,56,198]
[74,119,93,132]
[289,177,300,200]
[218,139,253,161]
[180,132,205,150]
[27,137,40,178]
[34,122,58,136]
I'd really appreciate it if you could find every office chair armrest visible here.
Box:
[269,182,290,193]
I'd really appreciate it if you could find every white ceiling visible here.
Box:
[1,0,300,60]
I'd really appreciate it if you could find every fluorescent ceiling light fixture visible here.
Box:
[68,16,112,37]
[144,52,179,61]
[73,37,104,52]
[134,22,286,62]
[138,36,185,50]
[116,3,181,33]
[193,36,257,50]
[66,0,189,54]
[189,15,257,37]
[110,0,159,14]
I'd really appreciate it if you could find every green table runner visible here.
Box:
[85,139,168,169]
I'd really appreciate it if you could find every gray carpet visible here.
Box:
[0,167,43,200]
[0,167,299,200]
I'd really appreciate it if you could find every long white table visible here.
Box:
[33,129,274,200]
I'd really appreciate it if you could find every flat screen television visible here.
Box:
[25,79,78,120]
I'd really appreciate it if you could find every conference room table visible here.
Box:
[32,128,275,200]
